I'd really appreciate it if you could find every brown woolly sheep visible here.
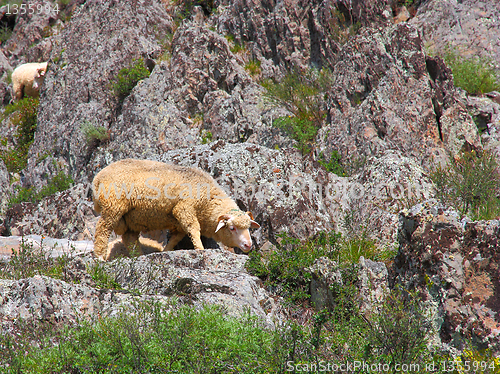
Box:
[11,62,48,101]
[92,159,260,261]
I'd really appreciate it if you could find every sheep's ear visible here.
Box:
[215,215,231,233]
[246,211,254,220]
[250,220,260,229]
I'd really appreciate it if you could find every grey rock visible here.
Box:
[317,23,480,169]
[6,183,97,240]
[307,257,342,312]
[24,0,173,187]
[358,256,388,313]
[0,248,284,328]
[410,0,500,64]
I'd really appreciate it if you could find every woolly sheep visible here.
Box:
[11,61,48,101]
[92,159,260,261]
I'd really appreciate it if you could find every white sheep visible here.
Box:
[11,61,48,101]
[92,159,260,261]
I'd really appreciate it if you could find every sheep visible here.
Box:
[11,61,48,101]
[92,159,260,261]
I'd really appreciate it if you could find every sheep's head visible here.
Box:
[215,210,260,253]
[32,63,48,90]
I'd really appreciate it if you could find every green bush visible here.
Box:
[80,120,109,144]
[246,231,342,303]
[8,170,74,207]
[444,49,500,95]
[111,58,151,98]
[262,69,334,154]
[431,150,500,220]
[0,238,73,281]
[318,150,346,176]
[245,59,261,77]
[0,97,39,172]
[364,288,433,368]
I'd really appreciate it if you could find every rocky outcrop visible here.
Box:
[24,0,174,187]
[394,201,500,353]
[317,23,480,169]
[410,0,500,63]
[0,248,284,330]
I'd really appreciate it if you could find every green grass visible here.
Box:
[245,59,261,77]
[111,58,151,99]
[444,49,500,95]
[8,170,74,207]
[431,150,500,220]
[0,97,39,173]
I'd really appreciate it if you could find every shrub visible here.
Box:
[262,69,334,154]
[0,238,73,281]
[246,231,342,303]
[111,58,151,99]
[444,49,500,95]
[364,288,433,368]
[431,150,500,220]
[8,170,74,207]
[0,97,39,172]
[80,120,109,144]
[318,150,346,176]
[245,59,261,77]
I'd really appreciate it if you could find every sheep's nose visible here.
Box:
[243,242,252,251]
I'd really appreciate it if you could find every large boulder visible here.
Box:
[0,248,284,330]
[394,201,500,353]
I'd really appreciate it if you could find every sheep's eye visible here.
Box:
[229,226,236,231]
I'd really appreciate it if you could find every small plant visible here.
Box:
[0,97,39,172]
[200,128,212,144]
[111,58,151,99]
[87,261,122,289]
[0,23,12,43]
[444,49,500,95]
[80,120,109,145]
[364,288,433,368]
[245,59,261,77]
[431,150,500,220]
[8,170,73,207]
[0,238,73,281]
[318,150,346,176]
[262,69,334,154]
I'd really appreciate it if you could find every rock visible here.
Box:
[24,0,174,187]
[102,22,285,164]
[358,256,389,312]
[5,183,97,241]
[394,200,500,353]
[410,0,500,63]
[465,95,500,159]
[307,256,389,313]
[347,149,436,247]
[0,248,284,329]
[318,23,479,169]
[215,0,391,73]
[307,257,342,312]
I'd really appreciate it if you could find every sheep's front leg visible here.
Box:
[172,203,204,250]
[94,216,115,260]
[122,230,141,256]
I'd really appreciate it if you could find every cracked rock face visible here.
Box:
[394,201,500,353]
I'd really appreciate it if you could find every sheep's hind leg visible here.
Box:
[164,230,186,251]
[94,217,112,260]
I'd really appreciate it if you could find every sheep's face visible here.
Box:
[215,211,260,253]
[32,63,48,90]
